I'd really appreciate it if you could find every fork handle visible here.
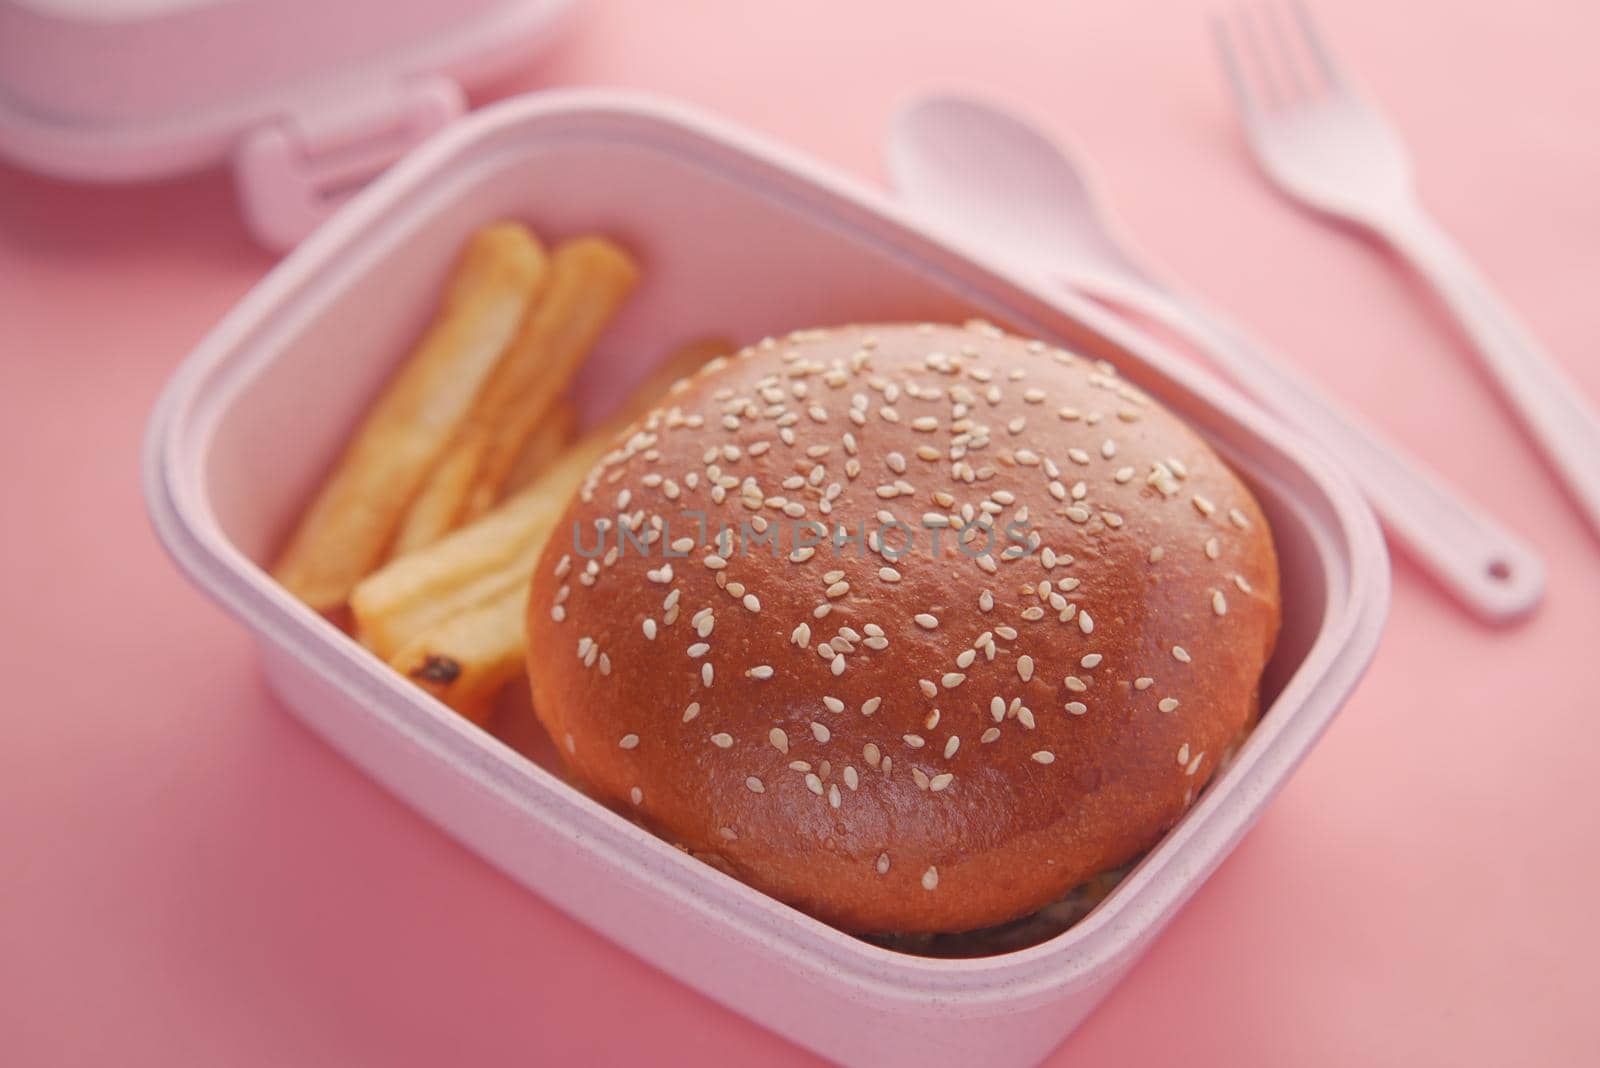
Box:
[1068,269,1545,622]
[1381,207,1600,541]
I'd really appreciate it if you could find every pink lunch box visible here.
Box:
[0,0,576,249]
[141,90,1391,1067]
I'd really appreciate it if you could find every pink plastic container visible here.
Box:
[0,0,576,249]
[142,91,1389,1066]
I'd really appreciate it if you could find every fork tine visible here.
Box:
[1285,0,1347,88]
[1211,13,1267,122]
[1236,7,1293,105]
[1260,2,1311,98]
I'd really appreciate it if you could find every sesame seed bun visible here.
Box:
[526,322,1280,935]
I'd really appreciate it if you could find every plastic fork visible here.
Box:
[1214,0,1600,543]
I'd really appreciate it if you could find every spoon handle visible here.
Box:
[1068,270,1544,623]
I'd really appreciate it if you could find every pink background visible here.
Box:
[3,0,1598,1064]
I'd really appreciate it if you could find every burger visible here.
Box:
[525,321,1280,938]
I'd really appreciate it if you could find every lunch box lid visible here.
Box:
[0,0,577,249]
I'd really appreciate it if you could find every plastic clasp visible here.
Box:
[233,75,465,252]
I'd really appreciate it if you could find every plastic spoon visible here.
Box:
[886,94,1544,623]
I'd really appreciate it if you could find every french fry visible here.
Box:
[272,222,547,612]
[391,237,640,552]
[350,336,731,682]
[351,484,566,659]
[390,585,530,722]
[502,401,581,495]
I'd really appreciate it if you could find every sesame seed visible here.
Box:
[1159,697,1181,713]
[944,736,960,758]
[746,777,765,793]
[687,642,709,658]
[1193,495,1216,517]
[1212,590,1228,616]
[1064,701,1088,716]
[1134,677,1154,690]
[811,722,831,743]
[1017,655,1035,682]
[805,773,824,796]
[863,742,881,765]
[748,665,774,680]
[1065,675,1087,692]
[1031,751,1056,764]
[630,787,643,806]
[981,727,1001,743]
[822,696,845,714]
[1187,752,1205,776]
[618,734,640,750]
[878,566,902,583]
[1205,536,1221,560]
[1229,508,1250,529]
[701,663,714,686]
[710,732,733,748]
[929,773,954,792]
[1078,611,1095,634]
[1173,646,1191,663]
[990,696,1006,722]
[862,697,882,716]
[682,702,700,722]
[877,853,891,875]
[1081,653,1103,668]
[1178,743,1190,766]
[922,867,939,890]
[903,734,925,748]
[743,593,761,612]
[914,613,939,630]
[828,784,842,808]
